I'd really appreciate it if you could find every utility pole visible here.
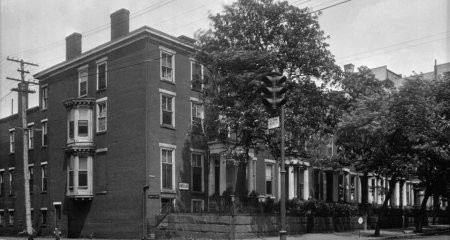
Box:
[6,57,38,240]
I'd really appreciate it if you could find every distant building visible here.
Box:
[370,65,403,88]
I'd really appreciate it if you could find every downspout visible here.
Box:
[142,185,149,240]
[143,34,150,240]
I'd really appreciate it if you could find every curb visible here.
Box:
[366,229,450,240]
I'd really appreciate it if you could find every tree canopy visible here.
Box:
[195,0,342,163]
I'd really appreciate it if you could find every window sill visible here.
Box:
[41,108,47,112]
[161,189,176,194]
[41,145,47,149]
[191,88,203,93]
[161,124,175,130]
[160,79,175,85]
[96,131,107,135]
[96,88,107,93]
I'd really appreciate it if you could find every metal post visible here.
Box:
[280,106,287,240]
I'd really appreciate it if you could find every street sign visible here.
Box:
[147,194,160,199]
[179,182,189,190]
[358,216,363,224]
[268,117,280,129]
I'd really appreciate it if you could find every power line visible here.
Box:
[310,0,351,14]
[6,0,174,59]
[336,35,450,64]
[337,30,450,61]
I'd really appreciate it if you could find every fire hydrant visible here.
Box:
[54,227,61,240]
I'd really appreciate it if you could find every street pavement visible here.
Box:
[0,225,448,239]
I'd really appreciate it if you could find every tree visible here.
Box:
[335,66,419,236]
[195,0,342,195]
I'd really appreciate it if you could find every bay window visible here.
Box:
[67,154,93,198]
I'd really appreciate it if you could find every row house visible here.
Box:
[0,9,444,239]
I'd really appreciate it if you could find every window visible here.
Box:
[8,169,14,196]
[41,120,48,147]
[28,166,34,194]
[78,157,88,189]
[160,90,176,127]
[41,164,48,192]
[8,210,14,226]
[78,67,88,97]
[41,209,47,226]
[0,211,4,226]
[191,101,203,133]
[41,86,48,110]
[27,123,34,150]
[265,163,274,195]
[96,98,107,132]
[69,121,74,139]
[191,61,203,90]
[97,60,107,90]
[160,144,176,190]
[0,172,4,196]
[9,129,15,154]
[160,49,174,81]
[67,155,93,197]
[191,199,204,213]
[78,120,88,137]
[191,153,203,192]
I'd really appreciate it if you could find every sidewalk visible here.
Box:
[0,225,448,240]
[244,225,450,240]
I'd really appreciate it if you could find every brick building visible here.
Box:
[0,9,442,239]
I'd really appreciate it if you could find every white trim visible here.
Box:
[159,143,176,149]
[159,88,176,96]
[95,148,108,153]
[40,207,48,210]
[96,98,108,133]
[27,122,34,127]
[41,119,48,123]
[265,159,276,164]
[95,57,108,64]
[41,162,48,165]
[190,148,206,153]
[77,64,88,71]
[8,167,15,171]
[0,169,4,172]
[78,67,88,97]
[9,128,15,132]
[189,97,201,103]
[8,209,14,212]
[159,46,176,54]
[96,97,108,102]
[96,59,108,90]
[28,164,34,167]
[53,202,62,206]
[0,209,4,212]
[160,92,176,127]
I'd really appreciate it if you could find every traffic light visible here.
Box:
[260,72,287,111]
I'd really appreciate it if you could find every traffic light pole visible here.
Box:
[279,106,287,240]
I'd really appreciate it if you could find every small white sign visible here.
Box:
[358,217,364,224]
[179,183,189,190]
[268,117,280,129]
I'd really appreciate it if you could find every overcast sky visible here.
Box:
[0,0,449,117]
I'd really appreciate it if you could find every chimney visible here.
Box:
[344,63,354,73]
[111,9,130,40]
[65,33,82,61]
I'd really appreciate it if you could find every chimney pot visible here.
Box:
[65,33,82,61]
[111,9,130,40]
[344,63,355,73]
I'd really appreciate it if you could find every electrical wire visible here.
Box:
[310,0,351,14]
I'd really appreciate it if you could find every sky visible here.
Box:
[0,0,449,118]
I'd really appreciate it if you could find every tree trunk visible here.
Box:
[416,189,431,233]
[432,194,438,225]
[374,176,397,237]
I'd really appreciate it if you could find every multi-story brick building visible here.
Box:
[0,9,439,239]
